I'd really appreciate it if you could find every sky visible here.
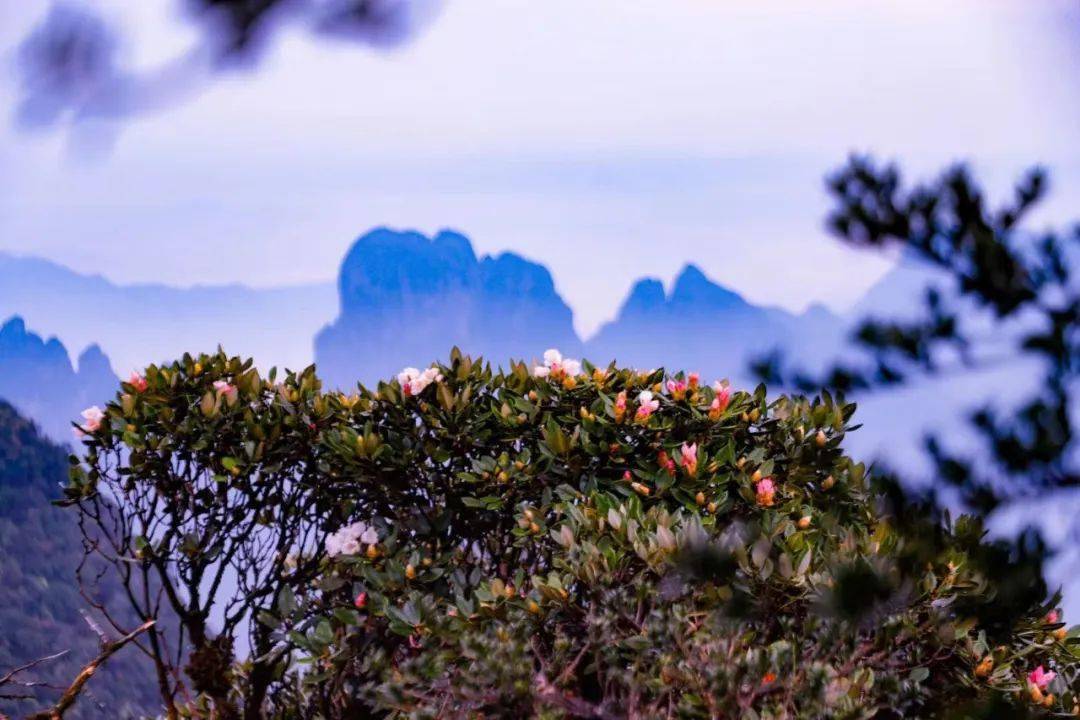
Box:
[2,0,1079,338]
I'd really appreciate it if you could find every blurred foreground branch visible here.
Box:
[14,619,155,720]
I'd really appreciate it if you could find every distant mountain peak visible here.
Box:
[77,343,115,377]
[618,278,666,319]
[318,227,580,387]
[1,315,29,337]
[670,264,747,310]
[0,316,118,442]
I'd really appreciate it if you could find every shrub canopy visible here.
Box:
[65,349,1079,719]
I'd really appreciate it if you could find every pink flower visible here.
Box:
[710,381,731,417]
[658,450,676,477]
[666,379,688,401]
[74,406,105,436]
[1046,610,1060,624]
[680,442,698,476]
[128,372,148,393]
[213,380,238,399]
[635,391,659,420]
[354,592,367,610]
[688,372,700,389]
[755,477,776,507]
[1028,666,1056,690]
[614,391,628,422]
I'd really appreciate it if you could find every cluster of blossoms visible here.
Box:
[397,366,443,396]
[665,372,699,400]
[325,521,379,558]
[533,349,582,379]
[710,380,731,419]
[1028,665,1058,707]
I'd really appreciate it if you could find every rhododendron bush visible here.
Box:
[64,349,1080,719]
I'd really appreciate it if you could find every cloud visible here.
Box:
[11,0,444,145]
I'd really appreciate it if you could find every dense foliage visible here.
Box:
[58,348,1080,719]
[0,401,159,718]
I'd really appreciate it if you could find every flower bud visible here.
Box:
[797,515,812,530]
[405,564,416,580]
[707,501,718,514]
[816,430,827,447]
[695,491,706,506]
[821,475,835,490]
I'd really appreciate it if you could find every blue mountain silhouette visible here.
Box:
[316,228,843,388]
[315,227,582,388]
[0,316,117,442]
[0,251,335,375]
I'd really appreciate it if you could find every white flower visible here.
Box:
[338,538,361,556]
[535,348,582,380]
[325,520,379,557]
[75,406,105,436]
[635,390,659,419]
[398,365,444,396]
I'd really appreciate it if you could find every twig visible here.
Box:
[25,619,155,720]
[0,651,69,688]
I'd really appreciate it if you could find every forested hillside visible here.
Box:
[0,401,159,718]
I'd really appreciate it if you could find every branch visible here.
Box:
[25,619,156,720]
[0,651,69,689]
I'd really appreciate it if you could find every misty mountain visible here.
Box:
[0,316,117,442]
[587,264,844,387]
[315,227,581,388]
[314,228,846,390]
[0,252,335,375]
